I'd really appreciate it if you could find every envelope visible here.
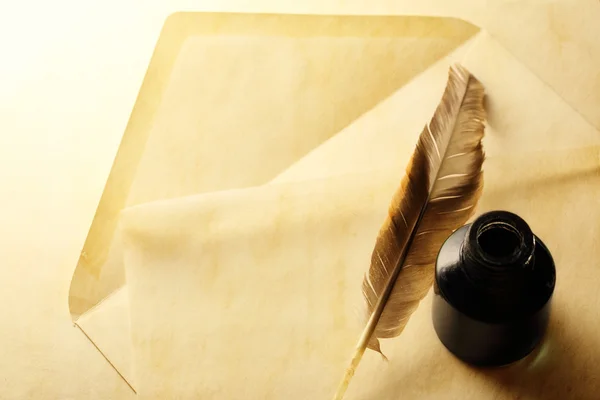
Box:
[69,5,600,398]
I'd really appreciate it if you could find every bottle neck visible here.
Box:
[460,211,536,298]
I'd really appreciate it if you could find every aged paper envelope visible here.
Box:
[69,4,600,395]
[69,13,480,388]
[121,146,600,399]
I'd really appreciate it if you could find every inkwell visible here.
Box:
[432,210,556,366]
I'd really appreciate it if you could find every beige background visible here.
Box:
[2,1,600,399]
[0,1,157,398]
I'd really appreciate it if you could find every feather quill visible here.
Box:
[333,64,486,399]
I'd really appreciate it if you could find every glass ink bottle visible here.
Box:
[432,210,556,366]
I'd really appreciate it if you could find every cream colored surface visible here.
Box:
[70,13,480,389]
[2,1,600,400]
[72,4,600,397]
[122,147,600,400]
[0,2,152,399]
[118,29,600,398]
[70,13,477,319]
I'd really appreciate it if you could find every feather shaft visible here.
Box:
[333,206,427,400]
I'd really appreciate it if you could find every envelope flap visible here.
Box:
[69,13,479,320]
[162,1,600,130]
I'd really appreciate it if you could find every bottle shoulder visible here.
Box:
[435,225,556,323]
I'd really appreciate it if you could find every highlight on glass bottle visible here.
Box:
[432,210,556,366]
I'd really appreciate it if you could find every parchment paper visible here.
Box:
[118,31,600,399]
[69,14,478,317]
[68,13,479,387]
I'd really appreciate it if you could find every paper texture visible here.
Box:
[70,14,477,316]
[121,146,600,399]
[69,7,600,398]
[70,13,480,388]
